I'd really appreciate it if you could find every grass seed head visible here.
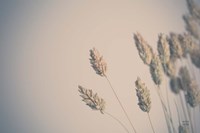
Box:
[134,32,153,65]
[78,85,106,114]
[168,32,183,60]
[135,77,151,113]
[157,33,171,64]
[185,81,200,107]
[170,76,182,94]
[90,48,107,77]
[150,54,162,85]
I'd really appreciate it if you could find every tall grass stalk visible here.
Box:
[147,113,156,133]
[105,76,137,133]
[104,111,130,133]
[155,85,172,133]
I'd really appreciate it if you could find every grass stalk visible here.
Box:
[147,113,156,133]
[105,75,137,133]
[155,85,172,133]
[164,76,177,133]
[105,111,130,133]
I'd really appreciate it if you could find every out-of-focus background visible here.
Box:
[0,0,199,133]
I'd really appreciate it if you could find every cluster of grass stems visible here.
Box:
[78,0,200,132]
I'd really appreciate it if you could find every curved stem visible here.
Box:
[185,56,197,82]
[178,93,188,123]
[155,85,172,133]
[184,93,194,133]
[147,113,156,133]
[179,83,194,133]
[174,99,181,125]
[105,76,137,133]
[193,107,196,133]
[104,111,130,133]
[186,103,194,133]
[164,76,176,133]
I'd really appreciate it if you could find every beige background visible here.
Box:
[0,0,199,133]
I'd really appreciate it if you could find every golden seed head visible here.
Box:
[90,48,107,77]
[157,33,171,64]
[78,85,106,114]
[185,81,200,108]
[135,77,151,113]
[150,54,162,85]
[168,33,183,60]
[134,32,153,65]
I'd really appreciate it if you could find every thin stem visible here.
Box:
[104,111,130,133]
[155,85,172,133]
[165,78,171,118]
[174,99,181,125]
[185,95,194,133]
[179,58,194,133]
[192,107,196,133]
[164,76,176,133]
[147,112,156,133]
[199,68,200,84]
[199,105,200,114]
[105,76,137,133]
[178,78,194,133]
[178,93,188,122]
[186,56,197,82]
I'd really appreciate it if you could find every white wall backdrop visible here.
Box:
[0,0,199,133]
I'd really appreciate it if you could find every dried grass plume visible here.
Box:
[185,81,200,107]
[135,77,151,113]
[169,77,182,94]
[157,33,170,64]
[78,85,106,114]
[150,54,163,85]
[134,32,153,65]
[168,33,183,60]
[90,48,107,77]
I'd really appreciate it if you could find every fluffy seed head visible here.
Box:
[168,33,183,60]
[150,54,162,85]
[170,77,182,94]
[179,66,191,91]
[90,48,107,77]
[190,47,200,68]
[163,60,176,78]
[178,33,194,58]
[78,85,106,114]
[183,14,200,40]
[185,81,200,108]
[186,0,200,19]
[157,33,171,64]
[135,77,151,113]
[134,32,153,65]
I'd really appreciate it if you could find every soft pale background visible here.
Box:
[0,0,199,133]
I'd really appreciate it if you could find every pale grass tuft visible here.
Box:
[190,47,200,68]
[157,33,171,64]
[134,32,153,65]
[178,33,194,58]
[183,14,200,40]
[78,85,105,114]
[185,81,200,108]
[163,60,176,78]
[179,66,191,91]
[90,48,107,77]
[186,0,200,19]
[169,76,181,94]
[150,54,162,85]
[135,77,151,113]
[168,32,183,60]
